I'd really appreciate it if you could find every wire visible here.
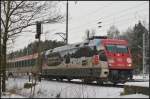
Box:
[68,12,148,35]
[71,2,114,21]
[29,1,148,37]
[69,2,148,31]
[66,3,148,33]
[101,7,148,24]
[12,1,149,45]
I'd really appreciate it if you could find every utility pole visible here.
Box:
[0,29,2,97]
[143,32,146,78]
[66,0,69,45]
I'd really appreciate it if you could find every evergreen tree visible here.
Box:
[120,21,149,74]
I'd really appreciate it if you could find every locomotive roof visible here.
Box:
[102,39,128,45]
[45,38,128,55]
[8,37,128,61]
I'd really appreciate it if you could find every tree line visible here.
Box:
[7,40,65,59]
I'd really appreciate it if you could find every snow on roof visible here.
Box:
[45,40,93,54]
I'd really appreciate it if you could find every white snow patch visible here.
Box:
[125,82,149,87]
[133,74,149,80]
[1,92,25,98]
[5,77,149,98]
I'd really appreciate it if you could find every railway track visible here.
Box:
[44,78,148,88]
[44,79,125,88]
[127,79,149,82]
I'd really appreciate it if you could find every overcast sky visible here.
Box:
[11,1,149,52]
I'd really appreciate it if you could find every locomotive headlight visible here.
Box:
[127,58,132,63]
[108,58,114,63]
[128,64,132,67]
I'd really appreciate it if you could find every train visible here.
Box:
[7,36,133,84]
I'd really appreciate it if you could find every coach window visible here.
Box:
[28,60,31,66]
[32,59,36,66]
[28,60,30,66]
[21,61,23,67]
[15,62,17,68]
[24,60,26,67]
[25,60,27,67]
[31,59,33,65]
[17,61,19,67]
[22,60,25,67]
[30,59,32,66]
[30,59,33,66]
[15,62,17,67]
[32,59,35,66]
[18,61,21,67]
[16,61,18,67]
[65,54,70,64]
[31,59,34,66]
[18,61,20,67]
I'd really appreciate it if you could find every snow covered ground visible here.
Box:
[125,81,149,87]
[133,74,149,80]
[124,74,149,87]
[1,76,149,98]
[2,93,25,98]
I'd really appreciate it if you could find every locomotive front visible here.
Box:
[101,39,133,83]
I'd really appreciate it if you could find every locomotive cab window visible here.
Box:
[106,45,128,53]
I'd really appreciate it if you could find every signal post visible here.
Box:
[35,21,42,82]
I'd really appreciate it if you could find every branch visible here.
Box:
[8,23,35,33]
[10,15,24,24]
[3,1,7,16]
[1,16,6,29]
[9,28,24,38]
[8,1,24,19]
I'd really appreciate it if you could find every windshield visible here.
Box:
[106,45,128,53]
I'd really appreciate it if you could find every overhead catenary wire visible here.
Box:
[68,13,148,35]
[68,2,148,32]
[14,1,149,47]
[24,1,148,37]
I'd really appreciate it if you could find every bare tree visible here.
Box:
[107,25,120,39]
[85,29,90,40]
[0,1,64,92]
[83,29,96,41]
[91,29,96,37]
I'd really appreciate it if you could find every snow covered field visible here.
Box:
[124,74,149,87]
[133,74,149,80]
[125,81,149,87]
[1,76,149,98]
